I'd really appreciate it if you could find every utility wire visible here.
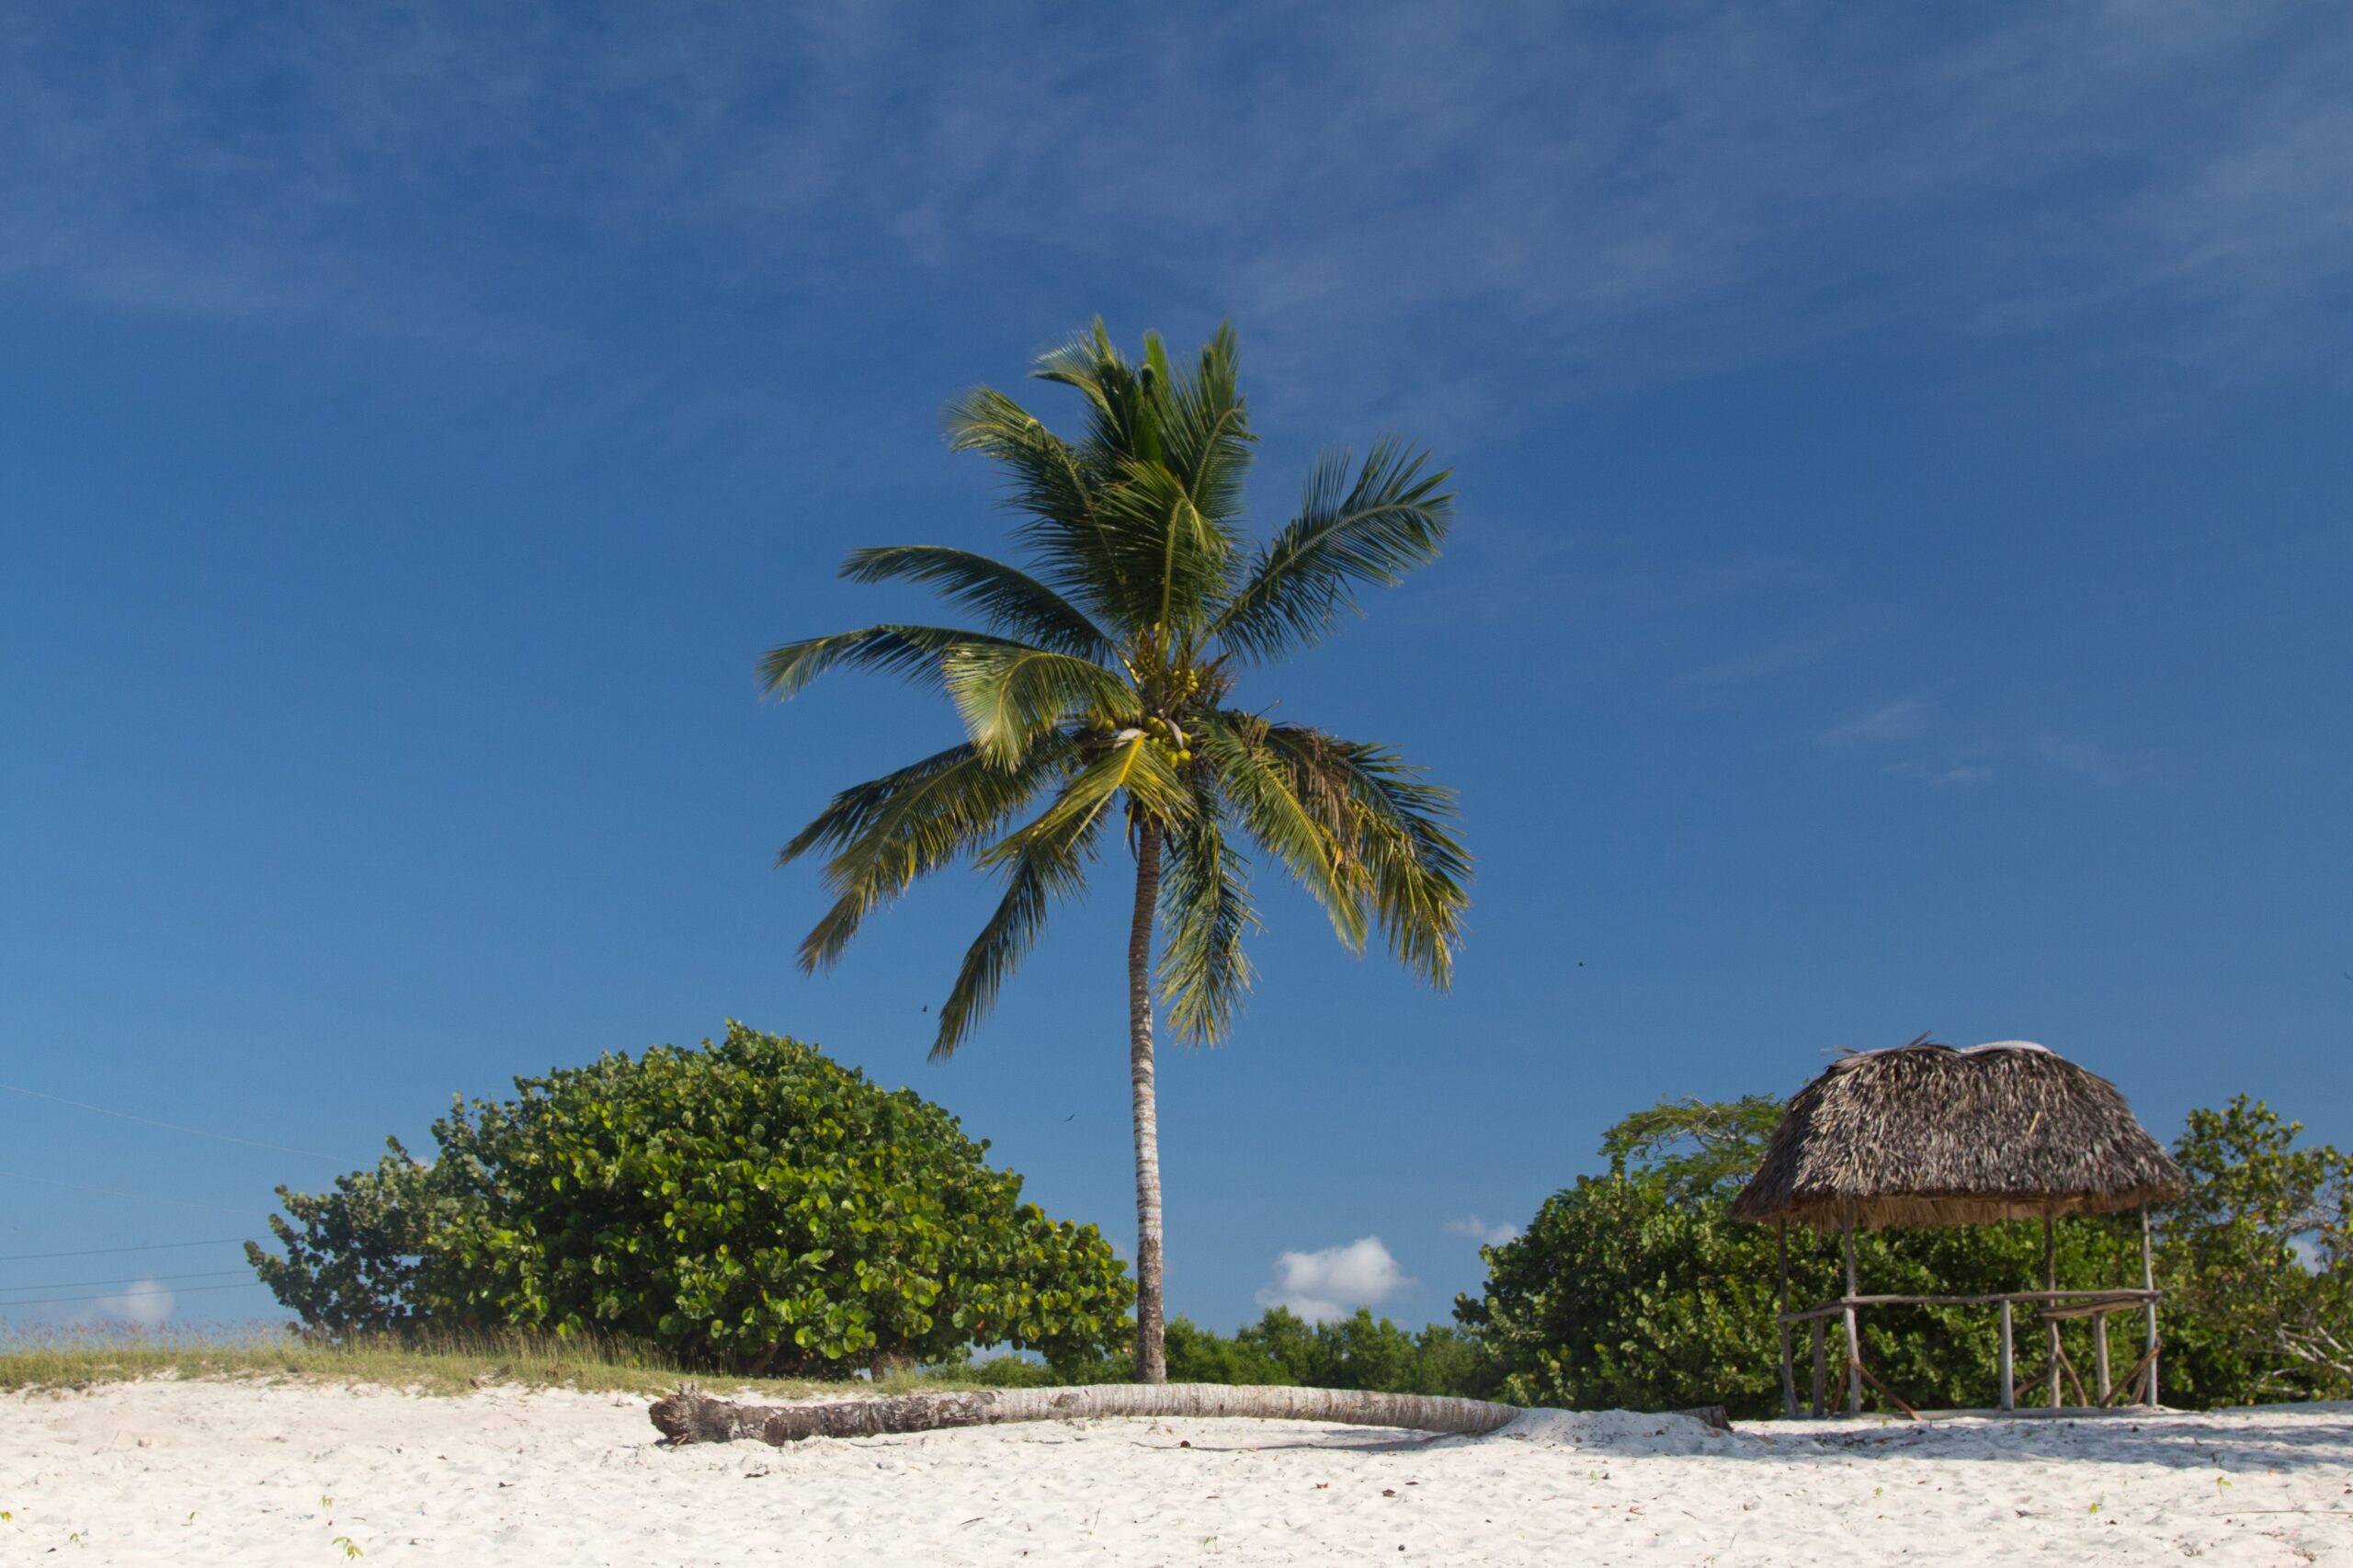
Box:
[0,1238,255,1264]
[0,1167,260,1216]
[0,1083,347,1163]
[0,1280,268,1310]
[0,1268,253,1296]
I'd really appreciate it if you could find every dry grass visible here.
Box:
[0,1325,989,1402]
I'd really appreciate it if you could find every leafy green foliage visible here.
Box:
[773,320,1472,1380]
[250,1025,1132,1376]
[1458,1171,1791,1416]
[770,318,1467,1059]
[244,1142,471,1338]
[2163,1096,2353,1400]
[1597,1095,1786,1208]
[1457,1091,2353,1416]
[946,1308,1484,1396]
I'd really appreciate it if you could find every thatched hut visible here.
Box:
[1734,1039,2187,1418]
[1732,1040,2185,1231]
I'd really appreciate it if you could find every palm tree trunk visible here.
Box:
[651,1383,1529,1443]
[649,1385,1735,1445]
[1128,820,1167,1384]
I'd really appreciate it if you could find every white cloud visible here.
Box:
[1256,1237,1412,1325]
[97,1278,175,1329]
[1445,1216,1522,1247]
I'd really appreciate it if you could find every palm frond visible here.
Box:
[1212,436,1453,662]
[1263,724,1470,989]
[982,730,1193,858]
[943,386,1114,536]
[943,382,1139,625]
[1192,709,1369,952]
[932,780,1106,1059]
[1158,787,1257,1045]
[1028,319,1121,426]
[839,546,1109,655]
[942,643,1136,765]
[757,624,1038,700]
[782,737,1073,972]
[1034,318,1161,469]
[1155,320,1254,524]
[1096,456,1245,639]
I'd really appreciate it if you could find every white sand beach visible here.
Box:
[6,1381,2350,1565]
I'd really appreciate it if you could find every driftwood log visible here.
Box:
[649,1383,1730,1445]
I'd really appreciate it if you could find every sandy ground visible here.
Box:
[4,1382,2351,1565]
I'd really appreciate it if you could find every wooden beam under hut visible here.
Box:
[1777,1222,1798,1419]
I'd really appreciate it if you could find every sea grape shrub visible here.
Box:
[1455,1174,1789,1418]
[1455,1100,2150,1419]
[250,1024,1132,1374]
[1456,1093,2353,1415]
[247,1142,483,1337]
[2161,1096,2353,1402]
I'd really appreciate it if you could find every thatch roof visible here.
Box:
[1730,1040,2187,1230]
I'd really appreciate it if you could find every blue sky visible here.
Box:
[3,1,2348,1336]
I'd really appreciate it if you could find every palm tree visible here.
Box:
[762,321,1469,1382]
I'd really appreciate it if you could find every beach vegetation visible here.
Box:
[0,1322,1027,1400]
[246,1024,1131,1377]
[2161,1095,2353,1401]
[1458,1092,2353,1415]
[947,1307,1483,1396]
[763,321,1469,1381]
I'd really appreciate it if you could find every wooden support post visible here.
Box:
[1998,1297,2015,1412]
[1842,1215,1861,1416]
[2110,1342,2160,1407]
[1811,1318,1826,1417]
[1777,1223,1798,1419]
[2043,1210,2062,1409]
[2141,1205,2160,1408]
[2095,1311,2112,1403]
[2053,1339,2091,1408]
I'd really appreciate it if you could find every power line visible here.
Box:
[0,1268,253,1296]
[0,1167,259,1216]
[0,1237,256,1264]
[0,1083,347,1163]
[0,1280,268,1311]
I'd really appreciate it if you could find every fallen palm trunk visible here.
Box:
[650,1382,1728,1445]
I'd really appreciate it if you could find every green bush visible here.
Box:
[250,1024,1133,1376]
[2161,1096,2353,1403]
[1457,1092,2351,1416]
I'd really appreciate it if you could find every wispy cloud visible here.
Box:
[1256,1236,1412,1324]
[1822,699,1931,748]
[1445,1216,1522,1247]
[0,4,2344,424]
[1688,629,1868,687]
[1822,698,2005,785]
[1884,762,1995,788]
[2036,733,2157,787]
